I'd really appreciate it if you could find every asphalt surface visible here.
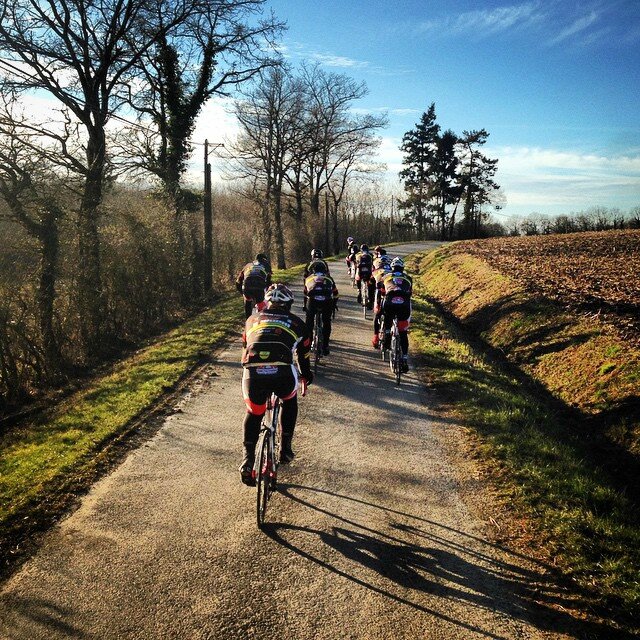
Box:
[0,242,594,639]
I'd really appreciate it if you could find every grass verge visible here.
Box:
[407,252,640,631]
[0,294,245,571]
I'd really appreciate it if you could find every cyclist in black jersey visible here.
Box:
[239,283,313,485]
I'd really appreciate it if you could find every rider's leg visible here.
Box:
[240,370,269,484]
[277,371,298,463]
[321,304,332,353]
[381,300,393,350]
[305,299,315,334]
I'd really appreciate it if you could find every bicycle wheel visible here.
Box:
[361,281,368,318]
[256,431,271,528]
[313,312,322,374]
[393,328,402,386]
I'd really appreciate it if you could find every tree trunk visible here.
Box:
[37,209,61,375]
[77,130,106,359]
[272,185,286,269]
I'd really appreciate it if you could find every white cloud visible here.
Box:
[309,53,369,69]
[548,11,599,45]
[416,2,544,37]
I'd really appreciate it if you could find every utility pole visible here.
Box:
[203,140,212,295]
[203,140,224,297]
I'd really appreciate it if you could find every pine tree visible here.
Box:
[398,104,440,238]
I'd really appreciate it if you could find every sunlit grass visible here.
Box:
[407,254,640,625]
[0,294,244,525]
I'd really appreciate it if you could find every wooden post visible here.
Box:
[203,140,213,295]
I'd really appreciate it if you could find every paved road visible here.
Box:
[0,242,593,639]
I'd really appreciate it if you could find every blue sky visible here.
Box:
[260,0,640,217]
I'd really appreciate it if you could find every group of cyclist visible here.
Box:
[235,238,412,486]
[346,236,413,372]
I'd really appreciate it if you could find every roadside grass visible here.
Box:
[407,256,640,628]
[0,294,244,547]
[0,261,313,573]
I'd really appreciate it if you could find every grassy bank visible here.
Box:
[0,262,307,573]
[407,250,640,628]
[0,294,244,565]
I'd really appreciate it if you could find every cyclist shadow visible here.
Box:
[263,483,627,639]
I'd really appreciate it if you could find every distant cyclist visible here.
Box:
[235,253,272,319]
[304,262,339,355]
[346,242,359,277]
[240,283,313,485]
[377,257,412,372]
[374,245,387,258]
[303,249,330,310]
[355,244,375,309]
[372,254,392,347]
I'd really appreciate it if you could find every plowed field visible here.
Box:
[450,230,640,341]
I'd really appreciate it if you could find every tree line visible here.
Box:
[398,103,502,240]
[0,0,393,412]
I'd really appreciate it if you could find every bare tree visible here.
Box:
[229,66,304,268]
[0,0,193,356]
[121,0,284,212]
[0,99,65,375]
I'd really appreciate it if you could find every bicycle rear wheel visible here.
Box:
[392,330,402,386]
[256,431,271,528]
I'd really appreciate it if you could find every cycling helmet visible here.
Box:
[255,253,268,264]
[351,244,359,252]
[311,248,324,259]
[391,257,404,271]
[375,246,386,256]
[347,236,354,244]
[264,283,294,308]
[360,243,369,252]
[311,261,326,274]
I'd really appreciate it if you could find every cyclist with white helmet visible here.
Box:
[240,283,313,485]
[375,257,413,372]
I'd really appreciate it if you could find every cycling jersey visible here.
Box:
[304,273,338,304]
[381,271,413,303]
[242,308,311,378]
[355,251,373,276]
[236,261,272,318]
[303,259,330,280]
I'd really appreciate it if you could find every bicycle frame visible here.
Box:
[312,309,323,374]
[389,318,402,385]
[254,393,281,528]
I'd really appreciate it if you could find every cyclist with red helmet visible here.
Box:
[240,283,313,485]
[235,253,272,319]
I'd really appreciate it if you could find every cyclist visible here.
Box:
[355,243,375,310]
[372,255,392,348]
[240,283,313,485]
[304,262,339,355]
[346,236,355,251]
[345,242,359,278]
[303,249,331,311]
[374,245,387,258]
[377,257,412,372]
[235,253,272,319]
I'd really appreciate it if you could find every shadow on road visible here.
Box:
[264,483,630,640]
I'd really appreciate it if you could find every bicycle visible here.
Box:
[253,393,281,528]
[389,317,402,386]
[311,309,324,374]
[360,278,369,318]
